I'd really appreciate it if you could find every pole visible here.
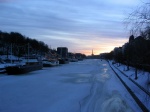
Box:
[27,43,29,64]
[11,43,12,64]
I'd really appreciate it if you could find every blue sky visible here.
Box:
[0,0,142,55]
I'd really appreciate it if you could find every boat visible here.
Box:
[6,63,43,75]
[78,58,83,61]
[5,56,43,75]
[42,59,59,67]
[0,60,7,73]
[58,58,69,64]
[69,58,78,62]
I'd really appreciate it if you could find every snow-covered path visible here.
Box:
[0,59,140,112]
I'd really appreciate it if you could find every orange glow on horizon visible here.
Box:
[80,48,113,56]
[75,38,128,56]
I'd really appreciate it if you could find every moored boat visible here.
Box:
[0,64,6,73]
[58,58,69,64]
[5,56,43,75]
[69,58,78,62]
[6,63,43,75]
[42,59,59,67]
[0,59,8,73]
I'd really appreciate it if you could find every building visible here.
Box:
[57,47,68,58]
[91,49,94,56]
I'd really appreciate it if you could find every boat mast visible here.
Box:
[27,43,29,64]
[11,43,12,64]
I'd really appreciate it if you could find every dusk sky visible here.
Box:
[0,0,143,55]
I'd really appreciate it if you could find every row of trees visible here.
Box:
[101,33,150,72]
[101,34,150,61]
[0,31,86,60]
[0,31,49,57]
[100,34,150,79]
[101,1,150,73]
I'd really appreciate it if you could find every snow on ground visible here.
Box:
[0,59,143,112]
[111,62,150,111]
[113,63,150,92]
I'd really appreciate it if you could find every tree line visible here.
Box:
[0,31,86,60]
[101,1,150,73]
[0,31,49,57]
[101,29,150,71]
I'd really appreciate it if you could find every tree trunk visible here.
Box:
[126,61,129,71]
[135,65,138,79]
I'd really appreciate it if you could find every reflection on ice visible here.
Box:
[101,73,110,79]
[97,74,110,83]
[103,68,107,72]
[95,68,110,83]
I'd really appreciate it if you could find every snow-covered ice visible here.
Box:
[0,59,142,112]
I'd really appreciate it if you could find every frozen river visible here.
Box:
[0,59,139,112]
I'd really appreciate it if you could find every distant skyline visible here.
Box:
[0,0,143,55]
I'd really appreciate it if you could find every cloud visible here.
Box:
[0,0,11,2]
[0,0,140,55]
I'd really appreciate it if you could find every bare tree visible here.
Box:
[125,1,150,35]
